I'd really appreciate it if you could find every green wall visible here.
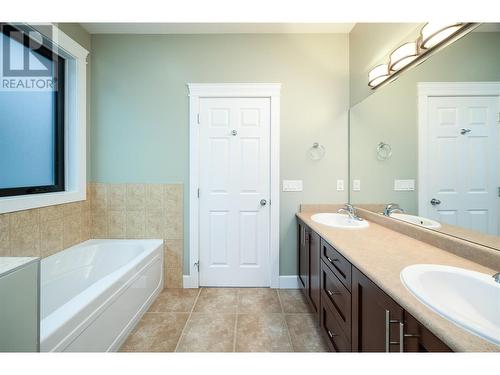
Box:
[90,33,350,275]
[350,31,500,212]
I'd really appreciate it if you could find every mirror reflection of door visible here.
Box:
[420,91,499,235]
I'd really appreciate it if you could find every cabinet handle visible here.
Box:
[327,289,341,297]
[327,330,338,339]
[385,310,403,352]
[326,256,338,264]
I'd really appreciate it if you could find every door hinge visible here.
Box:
[197,188,200,198]
[194,261,200,271]
[498,187,500,197]
[197,113,200,124]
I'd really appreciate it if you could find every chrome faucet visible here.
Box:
[338,203,363,221]
[493,272,500,284]
[383,203,404,217]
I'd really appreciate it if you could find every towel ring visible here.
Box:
[309,142,326,160]
[377,142,392,161]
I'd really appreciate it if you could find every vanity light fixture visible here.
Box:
[389,42,419,72]
[419,22,465,49]
[368,64,390,88]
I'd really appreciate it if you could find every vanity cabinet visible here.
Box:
[296,218,452,353]
[297,219,320,319]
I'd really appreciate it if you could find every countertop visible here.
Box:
[0,257,39,277]
[296,211,500,352]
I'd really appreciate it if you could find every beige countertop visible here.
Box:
[296,211,500,352]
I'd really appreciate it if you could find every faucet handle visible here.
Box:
[493,272,500,283]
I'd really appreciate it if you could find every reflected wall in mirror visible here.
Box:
[349,23,500,251]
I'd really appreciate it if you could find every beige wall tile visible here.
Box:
[63,214,82,248]
[91,210,108,238]
[39,205,63,222]
[10,224,40,257]
[107,184,126,210]
[108,210,126,238]
[126,184,145,210]
[145,184,164,210]
[165,239,183,270]
[0,214,10,256]
[165,268,183,288]
[81,209,91,241]
[126,210,146,238]
[40,218,64,257]
[90,183,107,211]
[164,184,183,213]
[165,212,183,239]
[62,202,82,218]
[9,209,40,228]
[146,209,165,238]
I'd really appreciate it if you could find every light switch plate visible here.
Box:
[282,180,303,192]
[336,179,345,191]
[353,179,361,191]
[394,179,415,191]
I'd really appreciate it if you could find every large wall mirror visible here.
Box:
[349,23,500,251]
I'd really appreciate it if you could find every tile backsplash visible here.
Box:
[0,183,184,289]
[88,183,183,288]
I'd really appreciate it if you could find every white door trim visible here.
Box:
[187,83,281,288]
[417,81,500,218]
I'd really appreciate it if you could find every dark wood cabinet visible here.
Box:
[309,230,321,316]
[352,267,404,352]
[404,312,452,352]
[296,216,452,353]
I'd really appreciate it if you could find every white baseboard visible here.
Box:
[182,274,299,289]
[279,275,299,289]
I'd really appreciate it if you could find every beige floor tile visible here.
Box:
[278,289,313,313]
[235,313,292,352]
[193,288,238,313]
[237,288,282,313]
[176,313,236,352]
[120,312,189,352]
[285,314,329,352]
[148,288,200,313]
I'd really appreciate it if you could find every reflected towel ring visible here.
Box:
[309,142,326,160]
[377,142,392,161]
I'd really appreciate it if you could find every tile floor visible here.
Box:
[120,288,329,352]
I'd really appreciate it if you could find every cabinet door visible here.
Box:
[297,221,309,290]
[309,230,321,316]
[352,267,404,352]
[404,312,452,352]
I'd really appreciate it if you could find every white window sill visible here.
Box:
[0,190,86,214]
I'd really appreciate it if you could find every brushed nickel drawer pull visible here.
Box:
[326,256,339,263]
[327,330,338,339]
[327,289,341,297]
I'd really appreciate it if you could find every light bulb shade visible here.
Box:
[389,42,419,72]
[368,64,390,88]
[420,23,464,49]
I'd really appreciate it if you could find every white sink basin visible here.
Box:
[311,213,369,229]
[390,213,441,229]
[401,264,500,346]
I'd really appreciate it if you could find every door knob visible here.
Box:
[430,198,441,206]
[231,129,238,136]
[460,128,471,135]
[260,199,267,206]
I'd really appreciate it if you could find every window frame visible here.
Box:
[0,23,88,214]
[0,23,66,198]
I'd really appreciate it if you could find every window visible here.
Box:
[0,23,65,197]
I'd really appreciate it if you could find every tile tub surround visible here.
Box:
[88,183,184,288]
[0,199,91,258]
[296,209,500,352]
[120,288,329,352]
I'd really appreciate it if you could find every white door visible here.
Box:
[198,97,271,287]
[425,96,498,235]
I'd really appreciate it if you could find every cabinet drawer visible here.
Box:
[321,260,351,338]
[321,303,351,352]
[320,239,352,291]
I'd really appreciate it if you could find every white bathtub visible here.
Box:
[40,239,163,352]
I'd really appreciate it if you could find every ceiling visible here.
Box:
[80,23,355,34]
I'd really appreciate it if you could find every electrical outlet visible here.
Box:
[336,179,345,191]
[353,179,361,191]
[394,179,415,191]
[282,180,303,192]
